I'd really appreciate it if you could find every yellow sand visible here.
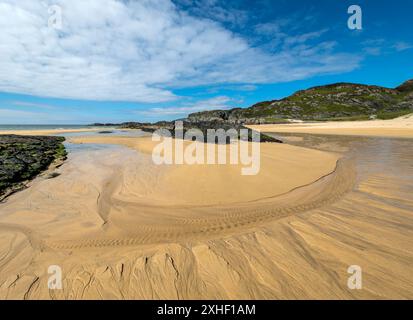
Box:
[248,114,413,138]
[69,135,339,205]
[0,131,412,299]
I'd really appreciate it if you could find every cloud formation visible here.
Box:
[11,101,57,110]
[134,96,234,116]
[393,41,412,52]
[0,0,360,103]
[362,38,412,56]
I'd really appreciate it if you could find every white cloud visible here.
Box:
[362,39,412,56]
[284,29,328,46]
[175,0,248,26]
[0,0,360,103]
[0,108,41,118]
[363,47,382,56]
[11,101,57,110]
[134,96,233,116]
[0,107,76,123]
[254,22,284,36]
[231,84,257,92]
[393,41,412,52]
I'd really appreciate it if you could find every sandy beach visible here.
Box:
[68,135,339,205]
[0,121,412,299]
[248,114,413,138]
[2,0,413,304]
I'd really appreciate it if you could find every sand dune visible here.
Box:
[0,131,412,299]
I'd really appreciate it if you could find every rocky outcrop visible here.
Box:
[0,135,67,201]
[172,121,282,144]
[396,79,413,93]
[188,79,413,124]
[120,121,282,144]
[120,121,174,133]
[94,79,413,142]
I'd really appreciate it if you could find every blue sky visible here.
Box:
[0,0,412,124]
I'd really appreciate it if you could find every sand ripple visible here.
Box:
[0,134,412,299]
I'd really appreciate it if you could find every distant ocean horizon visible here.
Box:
[0,124,93,131]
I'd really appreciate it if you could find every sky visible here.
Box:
[0,0,412,124]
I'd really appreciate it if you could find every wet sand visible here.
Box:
[0,130,412,299]
[68,135,339,205]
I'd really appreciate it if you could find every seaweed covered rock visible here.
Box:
[0,135,66,200]
[121,121,282,144]
[172,121,283,144]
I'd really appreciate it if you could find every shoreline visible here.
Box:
[0,128,110,136]
[1,114,412,139]
[248,114,413,138]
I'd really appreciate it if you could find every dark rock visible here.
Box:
[396,79,413,93]
[120,121,174,133]
[0,135,67,201]
[173,121,282,144]
[119,120,281,144]
[91,123,117,127]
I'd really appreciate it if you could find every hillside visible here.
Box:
[188,79,413,124]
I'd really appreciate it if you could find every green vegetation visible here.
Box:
[313,115,371,122]
[376,109,413,120]
[188,79,413,123]
[263,118,291,123]
[55,143,68,159]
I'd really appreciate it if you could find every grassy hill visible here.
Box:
[188,79,413,124]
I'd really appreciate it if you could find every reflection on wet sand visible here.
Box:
[0,133,412,299]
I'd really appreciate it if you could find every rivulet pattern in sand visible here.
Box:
[0,132,412,299]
